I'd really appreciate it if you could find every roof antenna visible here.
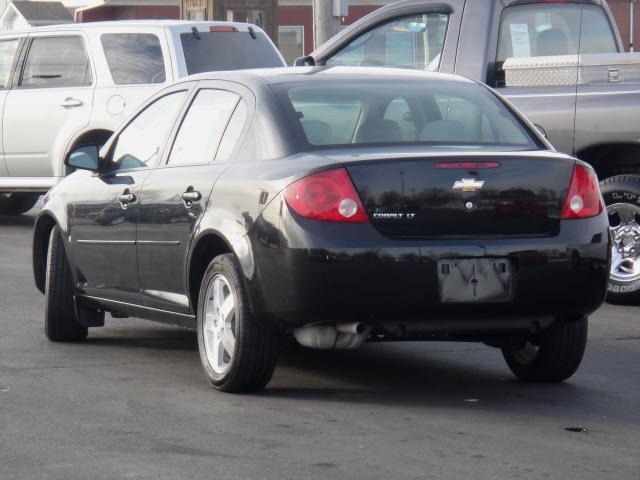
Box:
[191,26,201,40]
[248,26,257,39]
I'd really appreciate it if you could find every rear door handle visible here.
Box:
[181,189,202,206]
[60,97,84,108]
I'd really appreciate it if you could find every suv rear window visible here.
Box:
[180,30,284,74]
[101,34,166,84]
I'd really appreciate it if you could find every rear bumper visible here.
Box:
[0,177,59,193]
[247,200,609,335]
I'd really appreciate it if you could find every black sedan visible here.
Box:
[32,67,609,392]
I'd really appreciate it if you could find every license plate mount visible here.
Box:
[438,258,512,303]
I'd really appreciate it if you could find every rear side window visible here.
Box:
[326,13,449,71]
[21,36,91,88]
[180,30,284,75]
[0,39,19,89]
[102,34,166,84]
[168,89,240,166]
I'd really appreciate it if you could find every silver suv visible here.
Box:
[0,20,285,215]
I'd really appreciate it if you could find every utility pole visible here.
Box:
[312,0,347,49]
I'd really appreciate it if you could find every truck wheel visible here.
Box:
[600,175,640,304]
[502,316,587,382]
[197,254,278,393]
[45,226,88,342]
[0,193,40,215]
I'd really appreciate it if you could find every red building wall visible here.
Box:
[608,0,639,51]
[278,4,381,54]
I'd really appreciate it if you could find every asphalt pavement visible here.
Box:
[0,208,638,480]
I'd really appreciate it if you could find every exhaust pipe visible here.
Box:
[293,322,370,350]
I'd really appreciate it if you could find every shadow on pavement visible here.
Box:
[83,324,593,415]
[0,214,36,227]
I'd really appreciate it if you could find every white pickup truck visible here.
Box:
[0,20,285,215]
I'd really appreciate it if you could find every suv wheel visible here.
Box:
[0,193,40,216]
[600,175,640,304]
[502,316,587,382]
[197,254,278,393]
[45,226,88,342]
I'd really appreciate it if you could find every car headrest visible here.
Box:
[534,29,569,57]
[300,119,332,145]
[355,118,403,143]
[419,120,464,142]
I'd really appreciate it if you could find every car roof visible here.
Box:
[184,66,477,87]
[0,20,261,36]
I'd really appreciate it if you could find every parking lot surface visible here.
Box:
[1,210,638,480]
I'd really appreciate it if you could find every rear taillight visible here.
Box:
[560,164,602,219]
[284,168,368,222]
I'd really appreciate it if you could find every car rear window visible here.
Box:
[180,30,284,74]
[274,80,538,149]
[101,34,166,85]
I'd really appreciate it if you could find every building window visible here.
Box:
[278,26,304,66]
[187,9,205,21]
[226,9,264,28]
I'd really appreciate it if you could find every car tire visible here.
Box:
[600,175,640,304]
[0,193,40,216]
[45,226,88,342]
[197,254,278,393]
[502,316,587,382]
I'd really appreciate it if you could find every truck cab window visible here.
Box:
[494,3,618,87]
[497,4,581,62]
[326,13,449,71]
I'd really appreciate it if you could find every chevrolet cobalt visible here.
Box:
[32,68,609,392]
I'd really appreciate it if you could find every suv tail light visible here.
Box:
[560,164,602,219]
[284,168,368,222]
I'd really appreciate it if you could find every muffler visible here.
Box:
[293,322,370,350]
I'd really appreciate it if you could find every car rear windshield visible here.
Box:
[274,80,539,150]
[180,31,284,74]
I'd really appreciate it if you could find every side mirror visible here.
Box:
[294,55,315,67]
[534,124,547,139]
[66,145,100,172]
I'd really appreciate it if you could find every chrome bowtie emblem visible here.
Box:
[452,178,485,192]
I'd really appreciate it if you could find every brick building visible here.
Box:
[609,0,638,51]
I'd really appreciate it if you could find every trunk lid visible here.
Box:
[344,152,574,238]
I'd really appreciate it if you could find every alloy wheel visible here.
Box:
[203,274,237,375]
[607,202,640,283]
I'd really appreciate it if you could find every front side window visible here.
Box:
[111,91,187,171]
[101,34,166,85]
[326,13,449,71]
[168,89,240,166]
[21,36,91,88]
[0,39,19,89]
[276,80,537,149]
